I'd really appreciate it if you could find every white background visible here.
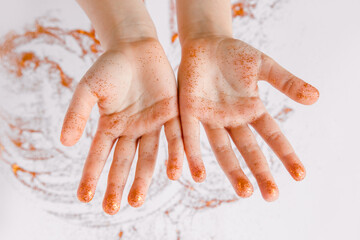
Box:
[0,0,360,239]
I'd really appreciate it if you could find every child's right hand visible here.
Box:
[60,38,184,215]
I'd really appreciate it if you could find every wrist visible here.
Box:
[176,0,233,46]
[178,31,232,48]
[76,0,157,51]
[103,21,157,50]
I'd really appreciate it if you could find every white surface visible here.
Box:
[0,0,360,239]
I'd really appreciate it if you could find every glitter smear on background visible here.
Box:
[0,0,292,239]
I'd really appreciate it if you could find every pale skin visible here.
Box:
[177,0,319,201]
[61,0,320,215]
[61,0,184,215]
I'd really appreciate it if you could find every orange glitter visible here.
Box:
[194,198,238,210]
[289,163,306,181]
[232,3,246,17]
[192,167,206,182]
[118,231,124,238]
[11,139,23,148]
[265,180,278,196]
[205,200,215,206]
[296,82,319,102]
[128,190,145,207]
[3,123,41,152]
[235,178,253,198]
[171,33,178,43]
[77,182,94,202]
[0,18,102,89]
[103,194,120,215]
[167,162,181,180]
[231,2,256,19]
[11,163,37,178]
[178,179,195,191]
[69,29,100,55]
[44,58,73,87]
[274,107,293,122]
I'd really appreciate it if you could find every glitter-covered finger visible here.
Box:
[60,81,97,146]
[77,131,114,202]
[164,117,184,180]
[228,124,279,202]
[103,137,137,215]
[128,130,160,208]
[180,115,206,182]
[251,112,306,181]
[204,125,253,198]
[260,54,319,105]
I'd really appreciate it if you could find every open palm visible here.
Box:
[61,39,184,214]
[178,37,319,201]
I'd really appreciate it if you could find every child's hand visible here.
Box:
[178,37,319,201]
[61,38,184,214]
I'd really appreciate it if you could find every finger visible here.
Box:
[260,54,319,105]
[180,115,206,182]
[77,131,114,202]
[61,82,97,146]
[251,112,306,181]
[102,137,137,215]
[228,125,279,202]
[128,130,160,208]
[204,126,253,198]
[164,117,184,180]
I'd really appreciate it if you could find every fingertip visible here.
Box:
[191,168,206,183]
[128,190,145,208]
[235,178,254,198]
[167,165,182,180]
[263,186,279,202]
[312,86,320,102]
[264,192,279,202]
[60,131,78,147]
[77,183,94,203]
[103,194,120,215]
[103,207,119,215]
[60,112,87,146]
[77,194,93,203]
[258,177,279,202]
[296,83,320,105]
[289,163,306,181]
[188,157,206,182]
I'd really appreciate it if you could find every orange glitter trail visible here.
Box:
[274,107,293,122]
[0,17,100,193]
[171,33,178,43]
[0,19,101,89]
[194,198,238,210]
[232,3,246,17]
[12,163,37,178]
[231,1,256,19]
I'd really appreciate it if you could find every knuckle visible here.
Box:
[266,131,282,143]
[282,75,297,94]
[213,144,232,154]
